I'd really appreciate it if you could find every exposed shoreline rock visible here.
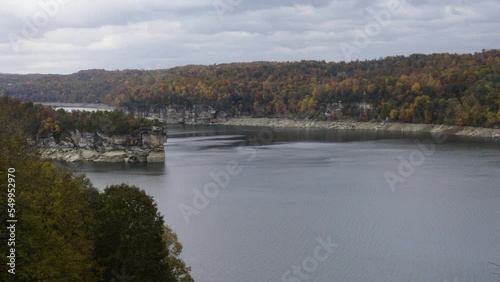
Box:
[39,148,165,163]
[38,127,166,163]
[155,104,499,139]
[139,104,230,124]
[215,117,500,139]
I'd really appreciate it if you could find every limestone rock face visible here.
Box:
[147,151,166,163]
[40,137,57,147]
[112,135,127,146]
[65,153,82,162]
[129,149,149,163]
[40,148,82,162]
[37,126,166,163]
[142,131,166,148]
[97,151,127,162]
[164,104,230,124]
[81,149,99,160]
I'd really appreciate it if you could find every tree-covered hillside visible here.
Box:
[0,98,192,282]
[1,50,499,127]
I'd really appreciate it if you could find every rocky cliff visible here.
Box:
[219,117,500,139]
[38,126,167,163]
[134,104,231,125]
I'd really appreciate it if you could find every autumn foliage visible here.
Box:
[2,50,499,127]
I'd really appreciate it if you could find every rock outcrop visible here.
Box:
[38,127,167,163]
[138,104,230,124]
[218,117,500,139]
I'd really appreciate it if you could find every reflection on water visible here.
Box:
[61,161,166,174]
[80,125,500,282]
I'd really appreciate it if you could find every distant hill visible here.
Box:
[1,50,499,127]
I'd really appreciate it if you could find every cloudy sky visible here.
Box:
[0,0,498,74]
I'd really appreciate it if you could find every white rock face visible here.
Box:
[97,151,127,162]
[65,153,82,162]
[81,150,99,160]
[40,147,166,163]
[147,151,165,163]
[38,127,167,163]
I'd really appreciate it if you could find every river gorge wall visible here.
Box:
[217,117,500,139]
[148,104,499,139]
[145,103,362,125]
[147,105,500,139]
[38,126,166,163]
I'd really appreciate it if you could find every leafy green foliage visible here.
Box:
[0,98,162,144]
[0,98,191,281]
[163,225,194,282]
[93,184,192,282]
[14,162,99,281]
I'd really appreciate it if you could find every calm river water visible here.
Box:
[73,125,500,282]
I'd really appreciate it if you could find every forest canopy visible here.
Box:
[0,98,192,282]
[1,50,499,127]
[0,98,163,145]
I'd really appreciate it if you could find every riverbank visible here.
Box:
[36,102,117,111]
[216,117,500,139]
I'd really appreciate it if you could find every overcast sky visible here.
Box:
[0,0,498,74]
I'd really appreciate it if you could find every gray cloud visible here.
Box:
[0,0,498,73]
